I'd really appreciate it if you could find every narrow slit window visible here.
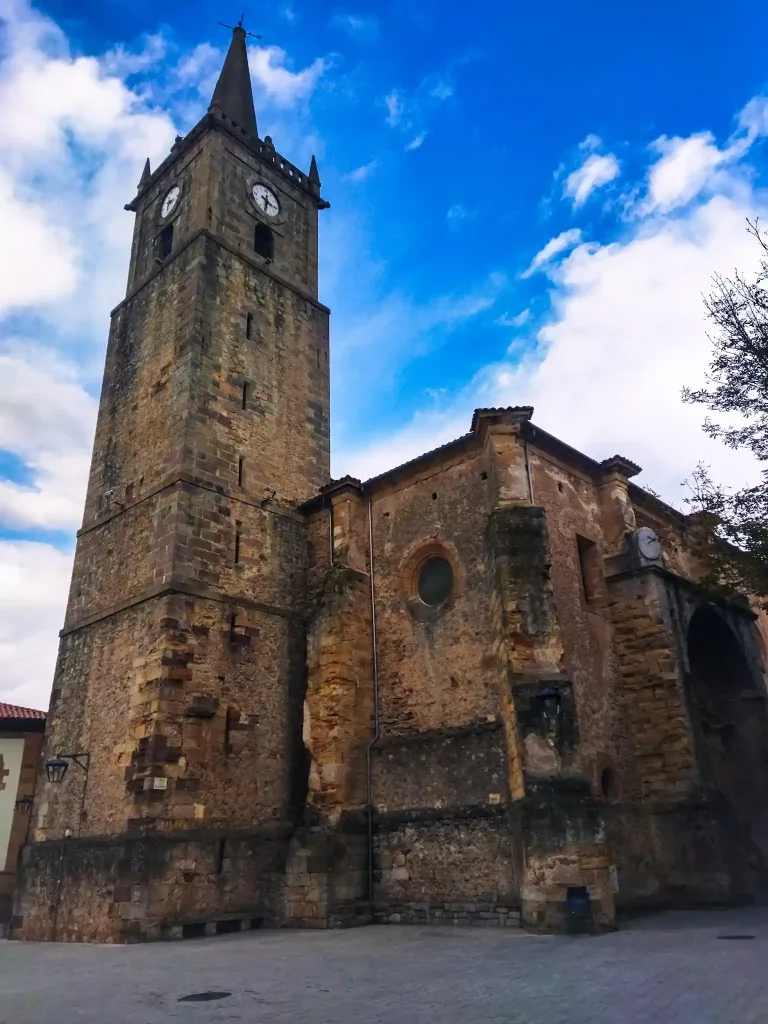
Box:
[242,382,248,410]
[157,224,173,260]
[576,535,602,604]
[254,223,274,261]
[216,838,226,873]
[238,457,244,487]
[246,312,253,339]
[234,530,241,564]
[224,712,232,755]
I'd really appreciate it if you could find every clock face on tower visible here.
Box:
[251,183,280,217]
[160,185,181,219]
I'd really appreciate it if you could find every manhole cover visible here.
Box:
[717,934,755,940]
[178,991,232,1002]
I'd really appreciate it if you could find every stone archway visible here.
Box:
[686,606,768,870]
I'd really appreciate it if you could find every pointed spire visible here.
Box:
[208,26,258,138]
[138,158,151,189]
[309,154,321,186]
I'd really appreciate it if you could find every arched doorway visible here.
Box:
[686,606,768,867]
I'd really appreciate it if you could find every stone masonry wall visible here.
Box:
[371,722,508,814]
[304,564,373,820]
[374,813,519,926]
[529,451,630,795]
[607,571,696,803]
[368,450,498,742]
[35,589,307,842]
[13,825,291,942]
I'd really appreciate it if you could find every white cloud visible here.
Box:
[384,88,403,127]
[0,348,96,530]
[406,132,426,150]
[484,193,764,500]
[521,228,583,278]
[383,74,453,135]
[640,94,768,216]
[345,159,377,182]
[447,203,468,223]
[496,309,530,328]
[102,33,167,78]
[427,77,453,101]
[564,152,620,207]
[248,46,327,107]
[339,187,764,507]
[645,132,732,213]
[338,103,768,509]
[579,133,602,151]
[330,266,506,414]
[330,13,379,39]
[0,169,78,314]
[0,540,73,710]
[738,95,768,140]
[0,1,187,709]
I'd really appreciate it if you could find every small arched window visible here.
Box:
[254,223,274,261]
[157,224,173,260]
[600,766,618,801]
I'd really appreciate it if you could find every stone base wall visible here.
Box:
[284,823,369,928]
[374,899,521,927]
[10,825,292,943]
[373,810,520,926]
[521,780,615,932]
[604,798,759,912]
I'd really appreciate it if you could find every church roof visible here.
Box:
[208,26,258,139]
[300,408,687,527]
[0,702,46,721]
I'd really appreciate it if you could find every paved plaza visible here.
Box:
[1,905,767,1023]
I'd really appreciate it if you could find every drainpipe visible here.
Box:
[328,495,334,567]
[364,493,381,904]
[524,426,535,504]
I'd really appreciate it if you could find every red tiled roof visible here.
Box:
[0,702,46,720]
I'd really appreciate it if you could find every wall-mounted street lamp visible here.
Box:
[44,755,70,784]
[44,752,90,785]
[14,794,33,814]
[43,752,91,840]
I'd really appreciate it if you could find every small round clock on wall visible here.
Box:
[251,183,280,217]
[160,185,181,219]
[635,526,662,561]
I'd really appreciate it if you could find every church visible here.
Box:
[11,27,768,941]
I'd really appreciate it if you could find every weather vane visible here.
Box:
[217,13,263,38]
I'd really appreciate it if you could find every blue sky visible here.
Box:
[2,0,768,707]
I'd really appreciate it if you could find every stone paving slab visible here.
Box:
[1,906,768,1023]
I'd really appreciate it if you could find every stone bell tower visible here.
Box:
[12,27,331,941]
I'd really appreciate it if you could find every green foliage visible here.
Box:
[683,219,768,604]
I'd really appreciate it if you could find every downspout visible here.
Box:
[365,492,381,903]
[524,426,535,504]
[328,495,334,566]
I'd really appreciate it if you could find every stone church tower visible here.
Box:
[13,28,332,940]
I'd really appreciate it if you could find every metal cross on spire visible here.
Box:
[217,13,263,38]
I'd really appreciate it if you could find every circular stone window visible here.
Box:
[417,556,454,607]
